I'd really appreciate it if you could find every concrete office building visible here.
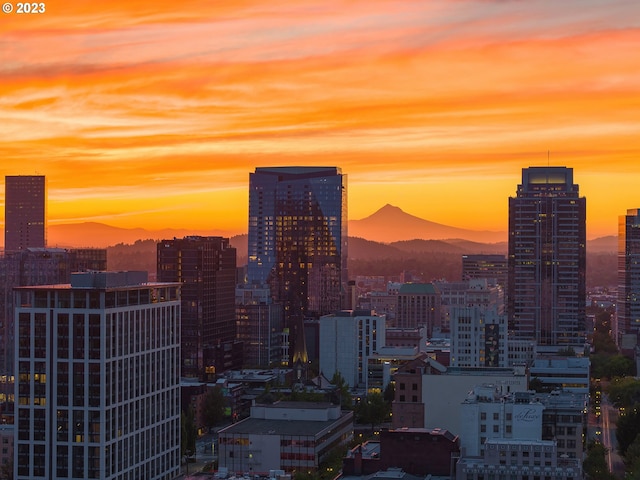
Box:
[13,271,181,480]
[508,167,586,347]
[319,310,385,389]
[0,247,106,376]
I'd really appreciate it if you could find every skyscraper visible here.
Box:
[617,208,640,340]
[247,167,347,364]
[4,175,46,252]
[507,166,586,347]
[14,271,181,479]
[157,236,238,377]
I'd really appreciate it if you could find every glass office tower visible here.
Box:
[247,167,347,364]
[617,208,640,340]
[507,167,586,347]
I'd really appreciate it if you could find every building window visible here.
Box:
[493,413,499,420]
[493,425,499,433]
[481,412,486,420]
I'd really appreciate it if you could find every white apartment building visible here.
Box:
[319,310,386,388]
[456,438,582,480]
[14,271,181,480]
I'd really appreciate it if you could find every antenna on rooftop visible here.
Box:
[547,150,550,166]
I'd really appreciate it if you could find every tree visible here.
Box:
[583,441,616,480]
[606,377,640,408]
[356,391,389,432]
[203,386,226,429]
[603,355,635,378]
[616,404,640,456]
[383,382,395,405]
[624,433,640,475]
[181,407,197,458]
[330,371,353,410]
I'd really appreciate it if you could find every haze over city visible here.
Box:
[2,0,640,240]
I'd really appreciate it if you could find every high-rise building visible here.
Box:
[507,167,586,347]
[396,283,441,336]
[0,248,107,376]
[157,236,238,378]
[4,175,46,252]
[247,167,348,364]
[14,271,181,480]
[319,310,386,388]
[617,208,640,341]
[235,286,283,368]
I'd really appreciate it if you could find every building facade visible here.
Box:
[617,208,640,341]
[235,286,283,367]
[0,248,107,376]
[447,279,507,368]
[4,175,46,252]
[158,236,238,377]
[318,310,385,388]
[462,255,508,287]
[395,283,440,336]
[247,167,348,364]
[14,271,181,480]
[507,167,586,346]
[218,401,353,473]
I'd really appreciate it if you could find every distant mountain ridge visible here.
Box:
[348,204,506,244]
[47,222,237,249]
[43,205,616,254]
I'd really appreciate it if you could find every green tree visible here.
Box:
[606,377,640,408]
[624,433,640,476]
[330,371,353,410]
[181,407,197,458]
[616,404,640,456]
[356,391,389,433]
[383,381,395,405]
[603,355,635,378]
[583,441,616,480]
[203,386,226,429]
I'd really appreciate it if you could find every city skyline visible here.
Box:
[2,0,640,239]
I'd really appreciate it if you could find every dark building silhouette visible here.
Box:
[507,167,586,346]
[247,167,348,367]
[4,175,46,252]
[157,236,239,378]
[617,208,640,341]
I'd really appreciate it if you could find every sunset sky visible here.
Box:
[1,0,639,240]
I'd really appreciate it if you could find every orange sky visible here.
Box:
[1,0,639,239]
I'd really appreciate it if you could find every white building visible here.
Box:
[456,438,582,480]
[422,367,528,436]
[14,271,181,480]
[529,356,590,394]
[319,310,386,388]
[458,385,587,462]
[442,280,508,368]
[459,385,544,457]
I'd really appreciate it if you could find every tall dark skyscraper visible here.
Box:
[4,175,46,252]
[157,236,238,377]
[617,208,640,340]
[247,167,347,365]
[507,166,586,347]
